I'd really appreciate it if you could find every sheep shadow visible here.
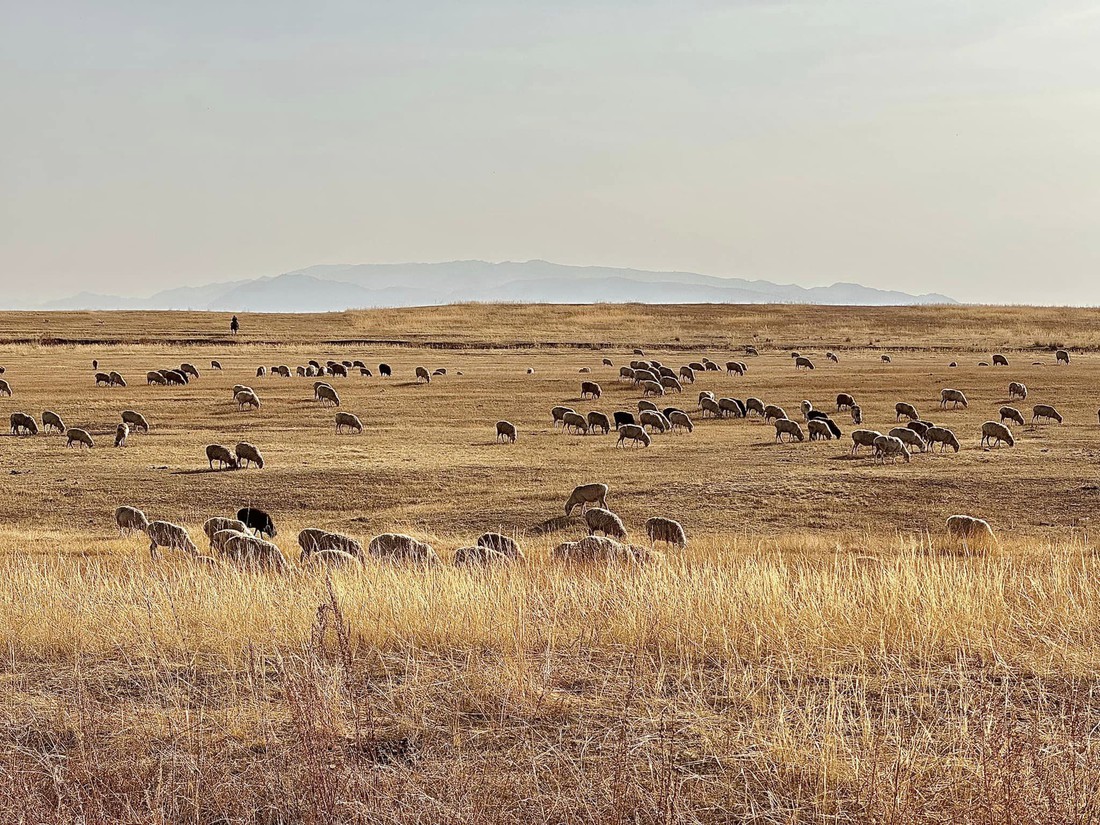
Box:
[170,467,238,476]
[529,515,584,535]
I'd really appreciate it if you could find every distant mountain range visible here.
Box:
[26,261,957,311]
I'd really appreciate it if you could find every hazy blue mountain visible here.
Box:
[28,260,956,311]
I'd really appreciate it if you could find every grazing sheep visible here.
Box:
[587,411,611,435]
[700,397,722,418]
[763,404,787,422]
[946,515,996,548]
[114,422,129,448]
[415,366,431,383]
[206,444,238,470]
[41,410,65,434]
[94,372,112,386]
[452,545,506,565]
[850,405,863,425]
[939,389,968,409]
[233,384,253,396]
[889,427,926,452]
[235,390,261,411]
[980,421,1015,448]
[562,411,590,434]
[296,527,331,559]
[637,400,659,413]
[335,412,364,434]
[296,366,307,377]
[895,402,919,421]
[949,362,958,368]
[639,410,670,433]
[926,426,961,453]
[10,412,38,436]
[121,410,149,432]
[578,367,591,374]
[641,380,665,397]
[668,410,694,432]
[313,381,334,399]
[678,366,696,383]
[552,535,648,564]
[794,356,815,370]
[211,360,222,370]
[726,361,747,376]
[685,361,704,372]
[978,362,989,367]
[745,398,766,418]
[66,428,93,448]
[633,369,658,385]
[1008,382,1027,400]
[165,370,188,385]
[329,364,349,378]
[696,390,715,405]
[808,419,836,441]
[645,516,686,548]
[360,368,372,376]
[800,400,813,419]
[584,507,628,540]
[1032,404,1063,424]
[1056,349,1070,364]
[774,418,805,442]
[317,385,341,407]
[718,398,746,418]
[827,352,839,363]
[114,505,150,535]
[146,371,167,385]
[108,371,126,387]
[235,442,265,469]
[806,409,829,421]
[836,393,855,411]
[303,549,361,569]
[180,363,199,379]
[204,517,249,548]
[745,346,759,356]
[873,434,911,463]
[146,521,199,561]
[850,429,883,455]
[237,507,277,538]
[307,531,364,560]
[375,363,391,378]
[475,532,523,561]
[907,420,933,438]
[580,381,602,399]
[0,379,10,397]
[602,358,614,367]
[999,406,1025,427]
[992,354,1008,366]
[702,360,719,372]
[551,406,575,427]
[790,352,800,359]
[613,411,636,429]
[565,483,609,514]
[881,355,892,363]
[220,533,288,572]
[633,348,645,356]
[618,366,635,382]
[367,533,439,564]
[616,424,651,447]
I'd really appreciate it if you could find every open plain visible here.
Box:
[3,303,1100,823]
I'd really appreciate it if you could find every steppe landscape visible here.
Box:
[2,303,1100,823]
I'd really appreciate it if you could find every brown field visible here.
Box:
[2,304,1100,823]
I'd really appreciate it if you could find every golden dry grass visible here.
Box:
[2,304,1100,823]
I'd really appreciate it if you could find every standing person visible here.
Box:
[230,315,240,335]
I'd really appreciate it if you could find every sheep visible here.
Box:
[211,360,222,370]
[745,398,766,418]
[1008,382,1027,400]
[669,410,694,432]
[873,434,911,464]
[999,406,1025,427]
[1032,404,1063,424]
[763,404,787,422]
[296,528,331,559]
[114,422,129,448]
[939,389,968,409]
[836,393,855,411]
[699,397,721,418]
[613,411,636,429]
[617,424,652,447]
[206,444,238,470]
[562,411,590,434]
[895,402,919,421]
[678,366,696,383]
[726,361,747,376]
[335,412,364,434]
[578,367,591,374]
[10,412,38,436]
[807,419,836,441]
[881,355,892,363]
[94,372,112,386]
[146,371,167,385]
[642,517,686,548]
[946,515,996,549]
[794,356,815,370]
[602,358,614,367]
[235,442,265,469]
[850,429,883,455]
[800,400,813,419]
[565,483,609,514]
[66,428,93,448]
[329,364,348,378]
[641,380,665,397]
[889,427,926,452]
[316,531,363,559]
[806,409,829,421]
[360,368,372,377]
[108,371,126,387]
[0,379,10,397]
[633,369,658,385]
[1056,349,1070,364]
[992,354,1009,366]
[313,381,334,399]
[745,346,759,356]
[774,418,805,443]
[115,505,150,535]
[684,362,703,372]
[317,385,341,407]
[233,384,253,396]
[235,391,261,411]
[165,370,188,385]
[453,545,512,566]
[220,533,288,572]
[633,348,645,356]
[980,421,1015,448]
[925,426,961,453]
[850,405,863,425]
[374,363,391,378]
[584,507,628,540]
[790,351,800,358]
[237,507,277,538]
[121,410,149,432]
[718,398,746,418]
[146,521,199,561]
[295,366,307,377]
[587,411,611,435]
[415,366,431,383]
[827,352,839,363]
[41,410,65,434]
[580,381,602,399]
[907,420,933,438]
[811,418,842,440]
[618,366,636,382]
[639,410,670,433]
[204,517,249,548]
[949,362,958,368]
[475,532,523,561]
[180,363,200,379]
[552,536,648,564]
[978,361,989,367]
[303,548,362,569]
[367,533,439,564]
[637,400,658,413]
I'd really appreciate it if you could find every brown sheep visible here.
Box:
[496,420,517,443]
[1032,404,1063,424]
[895,402,919,421]
[587,411,611,435]
[999,406,1025,427]
[367,533,439,564]
[616,424,651,447]
[850,429,883,455]
[774,418,805,443]
[235,442,265,469]
[415,366,431,383]
[584,508,627,539]
[115,505,150,535]
[939,389,968,409]
[335,412,363,434]
[146,521,198,561]
[114,422,129,448]
[121,410,149,432]
[980,421,1014,448]
[580,381,602,399]
[565,483,609,514]
[645,516,686,548]
[925,426,961,453]
[66,428,93,448]
[552,536,648,564]
[206,444,238,470]
[1056,349,1070,364]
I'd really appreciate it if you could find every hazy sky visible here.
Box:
[4,1,1100,304]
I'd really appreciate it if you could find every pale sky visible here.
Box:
[3,1,1100,304]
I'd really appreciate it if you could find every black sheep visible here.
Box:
[613,411,635,430]
[237,507,277,538]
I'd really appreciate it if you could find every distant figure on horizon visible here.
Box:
[230,315,239,335]
[92,359,98,370]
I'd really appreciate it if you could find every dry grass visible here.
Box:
[2,305,1100,822]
